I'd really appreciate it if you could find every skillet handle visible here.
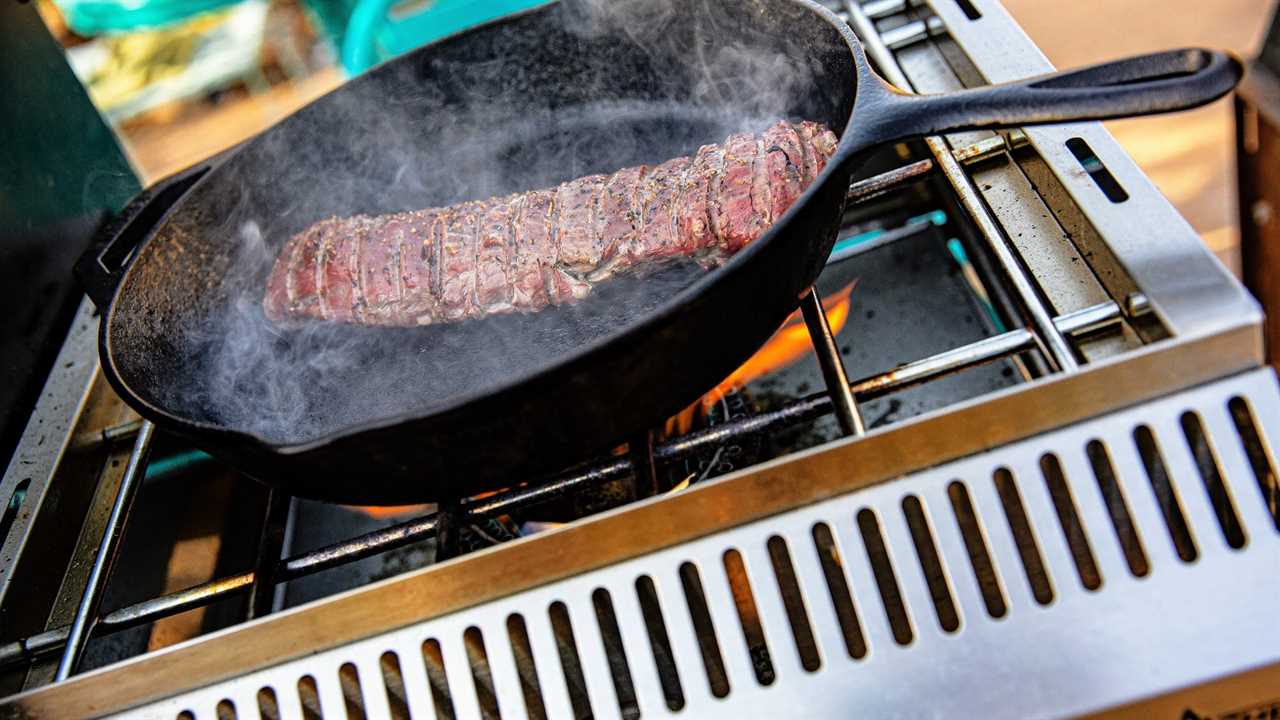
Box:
[76,164,211,309]
[851,48,1241,145]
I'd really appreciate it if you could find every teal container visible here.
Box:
[340,0,550,74]
[56,0,242,34]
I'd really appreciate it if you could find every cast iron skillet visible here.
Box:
[78,0,1240,504]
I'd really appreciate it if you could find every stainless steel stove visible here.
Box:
[3,1,1278,718]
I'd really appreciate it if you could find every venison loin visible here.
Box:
[263,120,838,326]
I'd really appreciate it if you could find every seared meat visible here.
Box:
[263,120,838,326]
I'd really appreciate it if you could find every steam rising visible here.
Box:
[160,0,846,446]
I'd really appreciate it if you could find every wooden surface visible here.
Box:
[119,67,343,184]
[1238,69,1280,372]
[1001,0,1275,274]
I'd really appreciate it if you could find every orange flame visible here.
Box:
[708,282,855,403]
[344,504,432,519]
[350,283,856,515]
[667,281,857,435]
[345,489,505,520]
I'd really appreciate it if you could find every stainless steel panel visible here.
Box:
[112,369,1280,719]
[924,0,1263,339]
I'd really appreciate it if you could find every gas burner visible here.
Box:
[1,1,1276,717]
[663,388,763,490]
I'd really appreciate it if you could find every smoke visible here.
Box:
[159,0,849,446]
[559,0,829,135]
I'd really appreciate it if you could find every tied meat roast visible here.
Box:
[263,120,838,326]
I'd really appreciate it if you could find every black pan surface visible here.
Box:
[83,0,1239,502]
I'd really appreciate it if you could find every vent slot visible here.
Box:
[216,702,237,720]
[810,522,868,658]
[338,663,367,720]
[947,481,1007,618]
[506,614,549,720]
[1228,397,1280,532]
[901,496,960,632]
[257,687,280,720]
[634,575,685,710]
[379,652,411,720]
[1065,137,1129,203]
[678,562,731,698]
[857,509,914,645]
[463,627,501,720]
[1133,426,1198,562]
[422,639,457,720]
[766,535,821,671]
[1039,454,1102,590]
[592,589,640,719]
[1181,412,1247,548]
[548,601,593,719]
[722,549,775,684]
[993,469,1054,604]
[0,478,30,551]
[953,0,982,20]
[297,674,323,720]
[1087,440,1150,576]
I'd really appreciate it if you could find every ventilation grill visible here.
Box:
[125,370,1280,719]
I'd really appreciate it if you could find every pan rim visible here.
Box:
[98,0,866,457]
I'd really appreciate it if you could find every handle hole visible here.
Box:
[99,168,210,273]
[1030,50,1212,91]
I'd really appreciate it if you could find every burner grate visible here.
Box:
[0,147,1126,674]
[0,284,1126,676]
[0,0,1271,713]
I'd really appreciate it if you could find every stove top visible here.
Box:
[1,1,1276,717]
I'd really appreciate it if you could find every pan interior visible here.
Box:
[108,0,857,447]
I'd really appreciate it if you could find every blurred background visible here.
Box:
[14,0,1273,271]
[20,0,551,183]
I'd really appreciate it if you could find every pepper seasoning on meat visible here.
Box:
[264,120,838,326]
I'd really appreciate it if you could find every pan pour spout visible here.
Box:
[262,120,839,327]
